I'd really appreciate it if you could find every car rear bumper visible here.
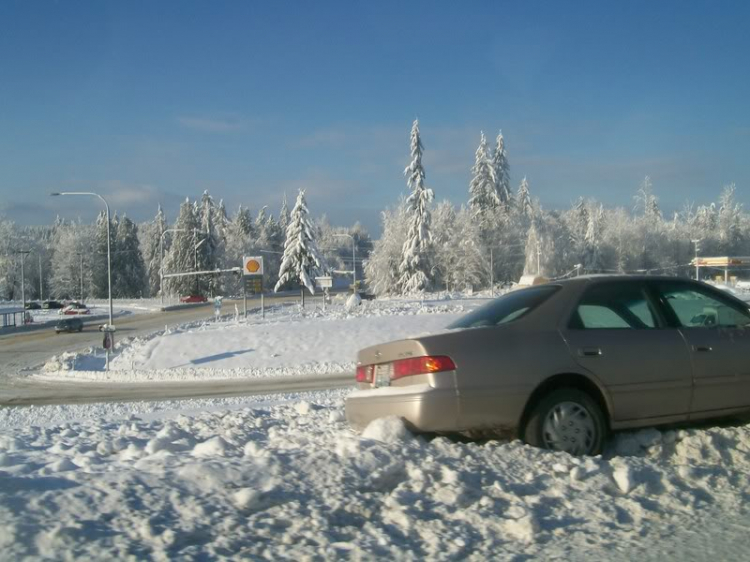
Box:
[345,384,459,432]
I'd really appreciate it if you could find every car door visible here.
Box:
[562,281,693,423]
[653,280,750,414]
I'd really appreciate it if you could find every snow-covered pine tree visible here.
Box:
[468,132,499,215]
[491,130,512,210]
[198,190,220,294]
[365,199,409,297]
[516,176,533,220]
[163,198,201,296]
[49,220,92,300]
[274,189,325,294]
[398,119,434,294]
[142,205,167,297]
[90,211,114,299]
[113,215,147,298]
[278,193,290,234]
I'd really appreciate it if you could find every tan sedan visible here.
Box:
[346,276,750,455]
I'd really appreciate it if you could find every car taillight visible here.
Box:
[392,355,456,380]
[356,364,374,383]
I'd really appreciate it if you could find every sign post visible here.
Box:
[243,256,265,318]
[316,276,333,309]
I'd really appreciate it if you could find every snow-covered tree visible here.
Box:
[198,190,221,294]
[49,220,92,300]
[163,198,201,296]
[113,215,147,298]
[398,119,434,294]
[90,211,115,299]
[275,189,326,294]
[583,204,603,273]
[491,130,512,210]
[141,205,168,297]
[468,132,499,214]
[718,183,742,252]
[365,200,409,296]
[278,193,290,234]
[516,176,533,220]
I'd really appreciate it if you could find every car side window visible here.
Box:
[657,283,750,328]
[570,282,658,329]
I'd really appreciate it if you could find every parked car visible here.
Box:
[24,302,41,310]
[180,295,208,303]
[62,302,91,315]
[42,300,64,309]
[55,317,84,333]
[346,276,750,455]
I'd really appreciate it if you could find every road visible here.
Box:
[0,372,353,406]
[0,293,353,406]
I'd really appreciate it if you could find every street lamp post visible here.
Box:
[333,233,357,293]
[692,239,702,281]
[13,250,32,310]
[160,228,186,305]
[51,192,113,326]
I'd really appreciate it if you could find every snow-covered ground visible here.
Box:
[4,292,750,559]
[1,390,749,560]
[39,296,476,381]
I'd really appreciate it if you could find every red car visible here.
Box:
[180,295,208,303]
[62,302,91,315]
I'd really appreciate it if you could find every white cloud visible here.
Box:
[177,115,245,133]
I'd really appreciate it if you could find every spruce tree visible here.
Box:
[164,198,200,296]
[113,215,147,297]
[275,189,325,294]
[468,132,499,214]
[516,176,533,220]
[491,130,512,210]
[398,119,434,294]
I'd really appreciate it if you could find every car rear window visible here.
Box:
[448,285,560,330]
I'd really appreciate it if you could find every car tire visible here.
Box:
[522,388,607,456]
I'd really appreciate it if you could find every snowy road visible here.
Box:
[0,372,353,406]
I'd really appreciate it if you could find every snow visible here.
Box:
[39,297,473,381]
[1,388,750,560]
[5,292,750,558]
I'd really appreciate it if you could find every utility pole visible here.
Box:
[38,253,43,302]
[692,239,701,281]
[13,250,32,310]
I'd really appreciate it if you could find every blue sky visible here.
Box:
[1,1,749,235]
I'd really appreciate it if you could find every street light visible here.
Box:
[160,228,186,305]
[333,233,357,292]
[51,192,113,326]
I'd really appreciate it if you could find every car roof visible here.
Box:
[552,274,700,285]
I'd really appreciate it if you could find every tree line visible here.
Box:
[1,120,748,301]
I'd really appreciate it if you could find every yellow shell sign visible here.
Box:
[243,256,264,276]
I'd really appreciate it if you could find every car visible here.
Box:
[55,317,84,333]
[24,302,41,310]
[345,275,750,456]
[180,295,208,303]
[62,302,91,315]
[42,300,64,309]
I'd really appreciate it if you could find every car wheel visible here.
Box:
[522,388,607,456]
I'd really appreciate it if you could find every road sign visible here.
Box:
[315,276,333,289]
[245,276,263,295]
[243,256,264,276]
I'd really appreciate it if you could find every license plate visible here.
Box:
[375,363,393,387]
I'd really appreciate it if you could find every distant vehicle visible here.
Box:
[55,317,84,333]
[24,302,41,310]
[42,300,64,309]
[62,302,91,315]
[346,276,750,456]
[180,295,208,303]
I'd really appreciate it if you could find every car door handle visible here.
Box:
[694,345,713,353]
[578,348,603,357]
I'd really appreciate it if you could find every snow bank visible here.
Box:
[1,390,749,560]
[40,298,475,381]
